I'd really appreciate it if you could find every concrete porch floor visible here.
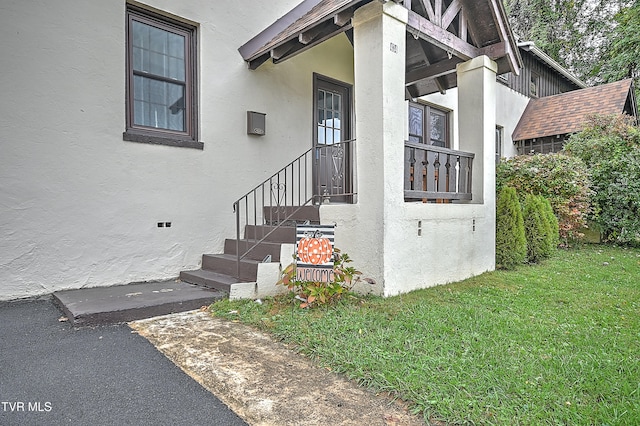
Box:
[52,280,225,326]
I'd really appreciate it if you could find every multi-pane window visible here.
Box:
[408,102,449,147]
[517,137,566,155]
[125,7,197,145]
[317,88,342,144]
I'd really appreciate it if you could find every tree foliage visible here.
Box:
[496,153,591,244]
[564,114,640,245]
[591,2,640,100]
[496,186,527,269]
[503,0,633,87]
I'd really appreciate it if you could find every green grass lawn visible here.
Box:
[210,245,640,425]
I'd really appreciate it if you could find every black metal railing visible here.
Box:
[232,140,355,278]
[404,141,474,201]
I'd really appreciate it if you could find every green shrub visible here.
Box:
[523,195,554,263]
[278,248,361,308]
[496,153,591,245]
[496,186,527,269]
[564,114,640,246]
[541,196,560,250]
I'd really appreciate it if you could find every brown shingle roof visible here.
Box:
[512,79,634,141]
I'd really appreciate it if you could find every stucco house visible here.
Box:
[0,0,628,301]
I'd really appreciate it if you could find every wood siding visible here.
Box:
[498,50,580,98]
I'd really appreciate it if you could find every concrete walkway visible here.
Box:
[0,298,245,426]
[130,310,425,426]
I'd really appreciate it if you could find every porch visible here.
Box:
[180,0,520,297]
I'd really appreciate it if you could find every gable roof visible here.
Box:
[512,79,636,141]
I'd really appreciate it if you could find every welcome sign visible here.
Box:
[295,224,335,282]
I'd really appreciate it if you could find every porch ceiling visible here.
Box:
[239,0,521,97]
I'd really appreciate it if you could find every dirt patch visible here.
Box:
[130,311,425,426]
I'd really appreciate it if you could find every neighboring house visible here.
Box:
[0,0,627,302]
[512,78,638,154]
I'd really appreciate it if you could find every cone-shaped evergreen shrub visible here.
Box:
[523,195,551,263]
[496,186,526,269]
[541,196,560,251]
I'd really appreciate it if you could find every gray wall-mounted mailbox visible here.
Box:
[247,111,266,136]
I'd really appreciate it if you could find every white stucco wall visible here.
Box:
[0,0,355,300]
[496,83,530,158]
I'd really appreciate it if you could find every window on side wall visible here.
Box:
[408,102,449,148]
[529,72,539,98]
[124,6,202,149]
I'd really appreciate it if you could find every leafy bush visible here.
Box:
[496,153,591,244]
[523,194,554,263]
[496,186,526,269]
[564,114,640,245]
[278,248,361,308]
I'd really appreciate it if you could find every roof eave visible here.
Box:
[518,41,586,88]
[238,0,324,61]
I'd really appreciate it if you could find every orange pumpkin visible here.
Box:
[297,235,332,265]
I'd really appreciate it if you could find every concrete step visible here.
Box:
[244,225,297,243]
[224,239,284,262]
[263,206,320,225]
[178,269,242,292]
[52,281,224,327]
[202,254,259,281]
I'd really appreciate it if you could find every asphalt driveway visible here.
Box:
[0,297,246,426]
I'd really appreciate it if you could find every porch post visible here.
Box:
[456,56,498,204]
[349,1,408,291]
[456,55,497,272]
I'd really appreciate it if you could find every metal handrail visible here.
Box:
[232,139,355,279]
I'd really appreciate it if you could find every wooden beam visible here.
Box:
[434,76,447,94]
[405,57,460,85]
[484,0,521,75]
[419,0,435,22]
[248,54,270,70]
[441,0,462,29]
[273,25,353,65]
[299,25,325,44]
[405,86,416,100]
[407,10,480,60]
[434,0,443,26]
[480,41,507,59]
[270,42,294,60]
[334,10,353,26]
[459,9,467,42]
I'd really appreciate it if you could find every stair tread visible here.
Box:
[202,253,261,264]
[180,269,247,284]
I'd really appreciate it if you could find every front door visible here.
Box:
[313,74,352,203]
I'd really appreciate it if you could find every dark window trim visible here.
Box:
[124,5,201,149]
[312,73,353,145]
[123,129,204,149]
[529,72,540,98]
[408,101,450,148]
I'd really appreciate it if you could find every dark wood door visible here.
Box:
[313,75,352,203]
